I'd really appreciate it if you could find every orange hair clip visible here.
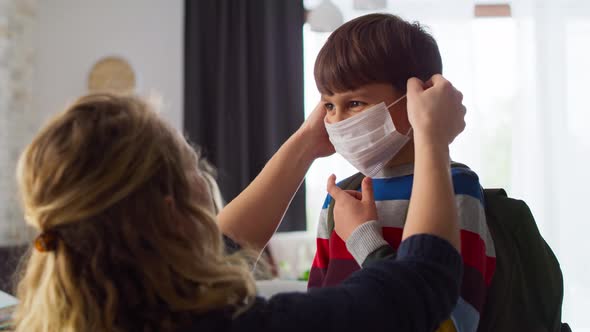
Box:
[34,231,58,252]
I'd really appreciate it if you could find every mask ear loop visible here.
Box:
[252,249,263,274]
[386,94,407,109]
[405,127,413,137]
[386,95,413,136]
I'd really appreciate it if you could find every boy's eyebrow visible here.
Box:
[321,89,371,100]
[349,90,371,98]
[339,90,371,99]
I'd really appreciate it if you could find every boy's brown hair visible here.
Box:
[314,13,442,95]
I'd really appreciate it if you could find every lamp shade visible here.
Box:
[307,0,344,32]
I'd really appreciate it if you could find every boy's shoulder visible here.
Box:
[320,171,411,207]
[321,163,483,206]
[451,163,481,180]
[372,164,484,203]
[450,164,483,200]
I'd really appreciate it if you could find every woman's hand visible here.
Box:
[406,74,466,146]
[401,74,465,251]
[296,102,335,159]
[326,175,377,241]
[218,103,333,250]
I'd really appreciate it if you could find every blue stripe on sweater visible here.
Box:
[321,168,483,209]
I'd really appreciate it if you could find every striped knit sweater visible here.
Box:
[308,163,496,332]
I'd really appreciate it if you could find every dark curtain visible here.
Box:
[184,0,306,231]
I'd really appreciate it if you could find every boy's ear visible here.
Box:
[164,195,174,207]
[389,106,412,134]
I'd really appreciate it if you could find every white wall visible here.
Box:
[33,0,184,129]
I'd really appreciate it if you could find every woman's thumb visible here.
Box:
[407,77,425,96]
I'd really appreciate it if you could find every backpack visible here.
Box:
[326,167,570,332]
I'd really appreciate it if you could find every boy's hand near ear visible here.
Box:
[327,175,378,241]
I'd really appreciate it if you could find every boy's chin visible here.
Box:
[385,142,415,168]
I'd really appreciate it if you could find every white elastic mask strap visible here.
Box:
[387,95,412,136]
[386,94,407,109]
[406,127,413,137]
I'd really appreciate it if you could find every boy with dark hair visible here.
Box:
[308,13,495,332]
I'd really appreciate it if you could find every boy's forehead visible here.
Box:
[321,83,396,99]
[322,87,371,98]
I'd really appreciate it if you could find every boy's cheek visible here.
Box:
[324,113,337,124]
[325,112,354,124]
[389,109,412,134]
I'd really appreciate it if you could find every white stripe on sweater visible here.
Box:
[316,194,495,257]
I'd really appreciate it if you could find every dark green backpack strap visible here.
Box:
[485,188,507,198]
[326,172,365,237]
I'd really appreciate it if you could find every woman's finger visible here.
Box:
[407,77,425,96]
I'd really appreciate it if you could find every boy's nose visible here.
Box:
[327,110,349,124]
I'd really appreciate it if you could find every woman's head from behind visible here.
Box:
[14,93,255,332]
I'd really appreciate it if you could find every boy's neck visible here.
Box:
[385,140,415,168]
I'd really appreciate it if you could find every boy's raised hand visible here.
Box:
[327,175,378,241]
[406,74,466,146]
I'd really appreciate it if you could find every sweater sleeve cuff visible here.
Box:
[345,220,389,266]
[397,234,462,280]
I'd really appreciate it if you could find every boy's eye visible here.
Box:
[348,101,365,109]
[324,103,335,111]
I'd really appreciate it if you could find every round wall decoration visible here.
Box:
[87,56,136,93]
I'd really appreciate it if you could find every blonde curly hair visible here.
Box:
[13,93,256,332]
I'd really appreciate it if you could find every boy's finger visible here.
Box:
[361,177,375,203]
[326,174,346,201]
[343,190,363,200]
[407,77,425,95]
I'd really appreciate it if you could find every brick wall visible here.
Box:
[0,0,38,246]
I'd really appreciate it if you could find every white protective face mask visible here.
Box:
[325,95,411,177]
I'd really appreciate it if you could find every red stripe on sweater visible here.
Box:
[313,227,495,285]
[382,227,403,248]
[380,227,494,284]
[312,238,330,268]
[327,231,355,260]
[460,230,496,286]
